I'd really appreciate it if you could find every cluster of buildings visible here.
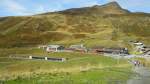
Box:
[38,44,87,53]
[37,40,150,57]
[38,44,129,55]
[130,41,150,56]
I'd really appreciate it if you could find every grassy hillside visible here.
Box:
[0,2,149,48]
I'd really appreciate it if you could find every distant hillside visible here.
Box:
[0,1,149,48]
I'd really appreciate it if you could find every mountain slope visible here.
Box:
[0,2,149,48]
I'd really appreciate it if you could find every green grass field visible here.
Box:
[0,48,133,84]
[4,67,132,84]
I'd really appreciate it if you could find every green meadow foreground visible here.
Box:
[0,48,133,84]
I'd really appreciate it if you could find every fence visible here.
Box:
[29,56,66,62]
[9,54,66,62]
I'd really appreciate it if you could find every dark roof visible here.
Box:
[104,47,126,50]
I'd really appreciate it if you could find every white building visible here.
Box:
[46,45,64,52]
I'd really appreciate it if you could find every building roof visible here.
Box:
[133,42,143,45]
[38,45,47,47]
[104,47,127,50]
[70,44,85,49]
[47,45,63,48]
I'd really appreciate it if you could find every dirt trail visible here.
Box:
[127,66,150,84]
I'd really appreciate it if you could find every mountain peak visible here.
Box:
[102,1,121,9]
[91,1,120,7]
[108,1,120,6]
[97,1,130,14]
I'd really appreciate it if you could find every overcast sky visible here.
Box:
[0,0,150,17]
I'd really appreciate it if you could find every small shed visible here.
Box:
[70,44,85,49]
[134,43,145,53]
[38,45,47,49]
[69,44,87,52]
[46,45,64,52]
